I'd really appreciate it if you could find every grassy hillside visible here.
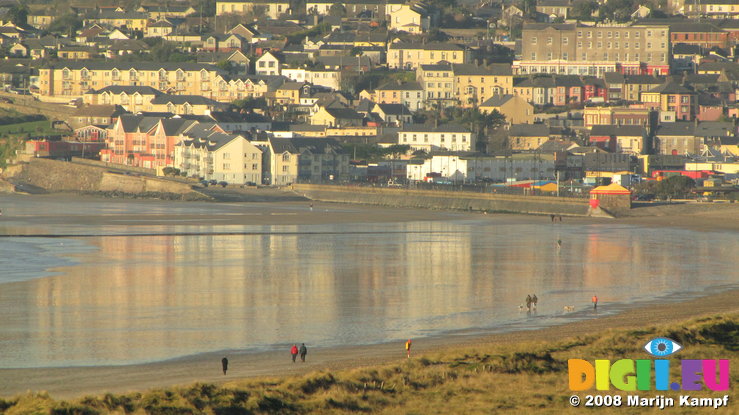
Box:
[2,313,737,414]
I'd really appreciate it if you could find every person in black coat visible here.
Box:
[222,357,228,375]
[299,343,307,362]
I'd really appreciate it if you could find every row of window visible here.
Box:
[401,133,468,143]
[62,69,208,80]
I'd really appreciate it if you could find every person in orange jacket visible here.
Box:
[592,295,598,310]
[290,344,299,362]
[405,339,412,358]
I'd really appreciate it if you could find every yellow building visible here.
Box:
[57,48,96,60]
[454,63,513,107]
[387,42,467,70]
[28,14,54,29]
[272,82,307,105]
[216,0,290,19]
[388,4,430,34]
[35,62,223,103]
[84,9,149,31]
[479,94,534,125]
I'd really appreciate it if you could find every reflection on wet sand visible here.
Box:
[0,221,737,368]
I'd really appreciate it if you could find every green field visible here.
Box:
[0,120,61,137]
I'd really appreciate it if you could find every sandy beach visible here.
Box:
[1,287,736,400]
[0,192,737,401]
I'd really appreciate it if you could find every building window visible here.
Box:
[563,37,568,45]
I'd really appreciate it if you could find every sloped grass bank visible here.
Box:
[2,314,736,415]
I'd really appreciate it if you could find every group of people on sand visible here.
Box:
[220,343,309,375]
[291,343,308,362]
[219,294,598,374]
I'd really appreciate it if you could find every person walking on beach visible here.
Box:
[309,203,314,211]
[592,295,598,310]
[550,214,555,222]
[405,339,412,358]
[532,294,538,310]
[221,357,228,375]
[299,343,307,362]
[557,239,562,249]
[291,344,299,362]
[525,294,532,312]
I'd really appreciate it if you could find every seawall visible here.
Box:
[1,158,200,197]
[293,184,595,216]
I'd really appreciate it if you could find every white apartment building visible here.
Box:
[174,133,262,184]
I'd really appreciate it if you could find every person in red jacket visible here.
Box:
[592,295,598,310]
[290,344,299,362]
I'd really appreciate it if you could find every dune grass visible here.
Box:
[2,313,737,414]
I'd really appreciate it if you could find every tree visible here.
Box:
[47,14,83,36]
[385,144,410,158]
[571,0,598,20]
[231,97,267,111]
[6,4,28,26]
[329,3,346,17]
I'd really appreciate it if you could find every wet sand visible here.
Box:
[0,288,736,400]
[0,194,737,400]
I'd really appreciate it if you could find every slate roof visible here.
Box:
[590,125,646,137]
[324,107,364,119]
[150,94,225,106]
[375,103,410,116]
[269,137,346,154]
[375,81,423,91]
[45,61,221,72]
[648,81,694,94]
[509,123,549,137]
[90,85,162,95]
[400,124,471,133]
[480,94,515,107]
[388,42,464,51]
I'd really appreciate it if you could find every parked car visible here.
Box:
[208,179,217,185]
[199,180,209,187]
[218,181,228,187]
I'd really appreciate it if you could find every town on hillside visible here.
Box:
[0,0,737,201]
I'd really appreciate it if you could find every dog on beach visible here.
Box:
[518,304,524,312]
[563,305,575,313]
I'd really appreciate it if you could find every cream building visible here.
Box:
[479,95,534,125]
[387,42,467,69]
[398,124,475,152]
[388,4,430,34]
[175,132,263,184]
[216,0,291,19]
[36,62,223,103]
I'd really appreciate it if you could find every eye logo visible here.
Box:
[644,337,682,357]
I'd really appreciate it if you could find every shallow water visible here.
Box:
[0,195,737,368]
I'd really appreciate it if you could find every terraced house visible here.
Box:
[36,63,223,103]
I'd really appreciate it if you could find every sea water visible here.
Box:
[0,195,737,368]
